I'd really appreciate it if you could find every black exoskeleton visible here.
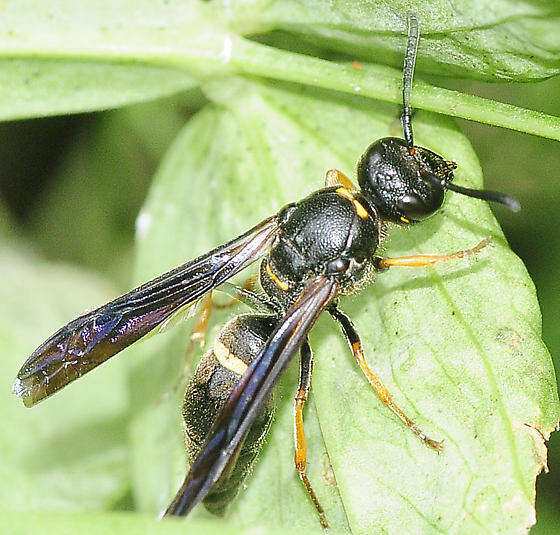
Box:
[261,188,380,310]
[183,314,275,515]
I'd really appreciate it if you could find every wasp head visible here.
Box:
[357,137,455,224]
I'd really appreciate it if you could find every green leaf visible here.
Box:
[28,96,187,279]
[0,60,197,121]
[128,78,558,533]
[0,510,304,535]
[0,242,131,511]
[0,1,205,120]
[222,0,560,81]
[1,1,559,142]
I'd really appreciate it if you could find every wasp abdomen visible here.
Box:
[182,313,276,514]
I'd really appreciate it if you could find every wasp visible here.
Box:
[13,13,519,530]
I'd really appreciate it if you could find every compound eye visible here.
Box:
[397,188,444,222]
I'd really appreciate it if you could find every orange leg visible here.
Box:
[213,274,258,309]
[188,293,213,351]
[325,168,358,192]
[158,294,214,404]
[188,275,259,355]
[377,238,490,270]
[329,306,443,452]
[160,278,260,404]
[294,340,329,530]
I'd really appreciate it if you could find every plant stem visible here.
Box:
[227,38,560,141]
[3,33,559,140]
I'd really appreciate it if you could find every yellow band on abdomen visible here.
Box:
[214,339,248,376]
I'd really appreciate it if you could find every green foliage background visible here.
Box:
[0,1,559,534]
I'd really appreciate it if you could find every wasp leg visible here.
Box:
[188,293,213,351]
[329,305,443,452]
[325,168,358,192]
[213,274,258,309]
[160,277,264,404]
[376,238,490,270]
[294,338,329,530]
[187,275,261,365]
[158,293,214,404]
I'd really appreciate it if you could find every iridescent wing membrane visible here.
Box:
[13,216,280,407]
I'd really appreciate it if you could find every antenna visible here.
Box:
[402,13,520,212]
[421,172,521,212]
[402,12,419,149]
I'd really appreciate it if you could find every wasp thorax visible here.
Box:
[357,137,454,224]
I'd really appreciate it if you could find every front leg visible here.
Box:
[375,238,490,270]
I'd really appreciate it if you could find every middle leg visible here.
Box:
[160,276,264,403]
[187,274,261,362]
[328,304,443,452]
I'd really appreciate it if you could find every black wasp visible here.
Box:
[13,13,519,530]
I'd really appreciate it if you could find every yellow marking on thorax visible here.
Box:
[214,339,248,376]
[352,200,369,219]
[335,187,353,201]
[266,262,290,291]
[335,187,369,219]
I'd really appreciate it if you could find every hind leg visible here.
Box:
[293,338,329,530]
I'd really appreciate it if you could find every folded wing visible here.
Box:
[164,275,338,517]
[14,216,279,407]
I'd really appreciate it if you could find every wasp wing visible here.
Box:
[164,275,338,517]
[13,216,279,407]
